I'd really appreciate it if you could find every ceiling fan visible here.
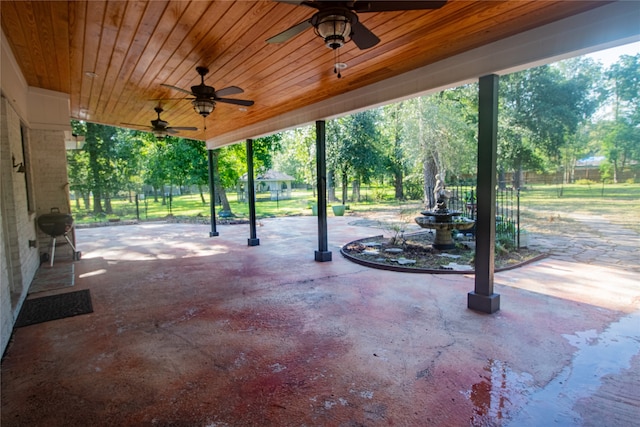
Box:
[161,66,254,118]
[266,1,447,50]
[122,107,198,140]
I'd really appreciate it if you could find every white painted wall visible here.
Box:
[0,97,39,355]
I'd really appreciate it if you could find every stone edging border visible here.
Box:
[340,236,548,274]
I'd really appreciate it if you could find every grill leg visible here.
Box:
[63,233,77,252]
[50,237,57,267]
[63,233,81,261]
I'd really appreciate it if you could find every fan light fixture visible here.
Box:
[192,98,215,117]
[152,129,168,140]
[315,14,351,49]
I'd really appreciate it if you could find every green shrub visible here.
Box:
[575,179,597,185]
[403,174,424,200]
[373,188,388,201]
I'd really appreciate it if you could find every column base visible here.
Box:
[468,291,500,313]
[248,238,260,246]
[209,231,219,237]
[315,250,332,262]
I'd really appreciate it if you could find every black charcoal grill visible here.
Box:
[37,208,81,266]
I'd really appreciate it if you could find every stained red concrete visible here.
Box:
[2,216,639,426]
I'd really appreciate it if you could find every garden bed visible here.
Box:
[341,231,545,274]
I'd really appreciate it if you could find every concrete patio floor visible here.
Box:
[2,215,639,426]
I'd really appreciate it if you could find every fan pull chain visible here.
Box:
[333,49,342,79]
[202,117,207,140]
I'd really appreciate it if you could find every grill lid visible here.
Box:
[37,208,73,237]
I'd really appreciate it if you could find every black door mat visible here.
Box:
[15,289,93,328]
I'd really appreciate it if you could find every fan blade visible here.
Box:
[166,128,179,135]
[353,1,447,13]
[216,98,255,107]
[160,83,193,95]
[273,0,320,10]
[215,86,244,97]
[168,126,199,132]
[266,19,313,44]
[351,20,380,49]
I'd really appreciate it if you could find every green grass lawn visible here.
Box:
[519,182,640,233]
[71,183,639,233]
[71,190,321,224]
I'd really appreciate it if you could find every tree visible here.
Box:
[161,137,207,202]
[380,102,408,199]
[67,121,91,210]
[272,126,316,195]
[184,140,209,204]
[327,118,350,203]
[595,119,640,182]
[327,110,383,203]
[113,128,144,202]
[401,87,477,206]
[499,61,600,185]
[599,54,640,181]
[210,148,233,213]
[83,123,119,214]
[211,133,283,216]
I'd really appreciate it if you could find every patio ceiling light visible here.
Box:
[192,98,215,118]
[314,13,352,50]
[152,129,168,140]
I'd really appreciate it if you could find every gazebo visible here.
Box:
[238,170,295,202]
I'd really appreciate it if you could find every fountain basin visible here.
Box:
[415,215,475,250]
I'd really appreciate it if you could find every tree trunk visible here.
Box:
[153,186,159,203]
[394,170,403,200]
[104,194,113,214]
[498,167,507,190]
[328,168,336,202]
[351,179,361,202]
[422,157,437,208]
[513,166,523,190]
[211,151,232,212]
[92,191,103,214]
[82,192,90,211]
[198,185,206,204]
[341,170,348,204]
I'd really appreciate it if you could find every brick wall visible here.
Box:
[0,181,9,355]
[1,97,40,354]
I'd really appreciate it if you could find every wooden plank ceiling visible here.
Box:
[1,0,607,145]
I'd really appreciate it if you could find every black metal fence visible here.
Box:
[427,184,523,248]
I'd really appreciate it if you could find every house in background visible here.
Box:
[238,170,296,202]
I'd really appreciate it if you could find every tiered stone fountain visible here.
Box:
[415,176,475,250]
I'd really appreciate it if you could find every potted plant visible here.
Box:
[332,205,346,216]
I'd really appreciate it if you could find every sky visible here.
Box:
[583,41,639,67]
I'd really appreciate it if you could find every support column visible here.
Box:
[207,150,219,237]
[469,74,500,313]
[246,139,260,246]
[315,120,331,262]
